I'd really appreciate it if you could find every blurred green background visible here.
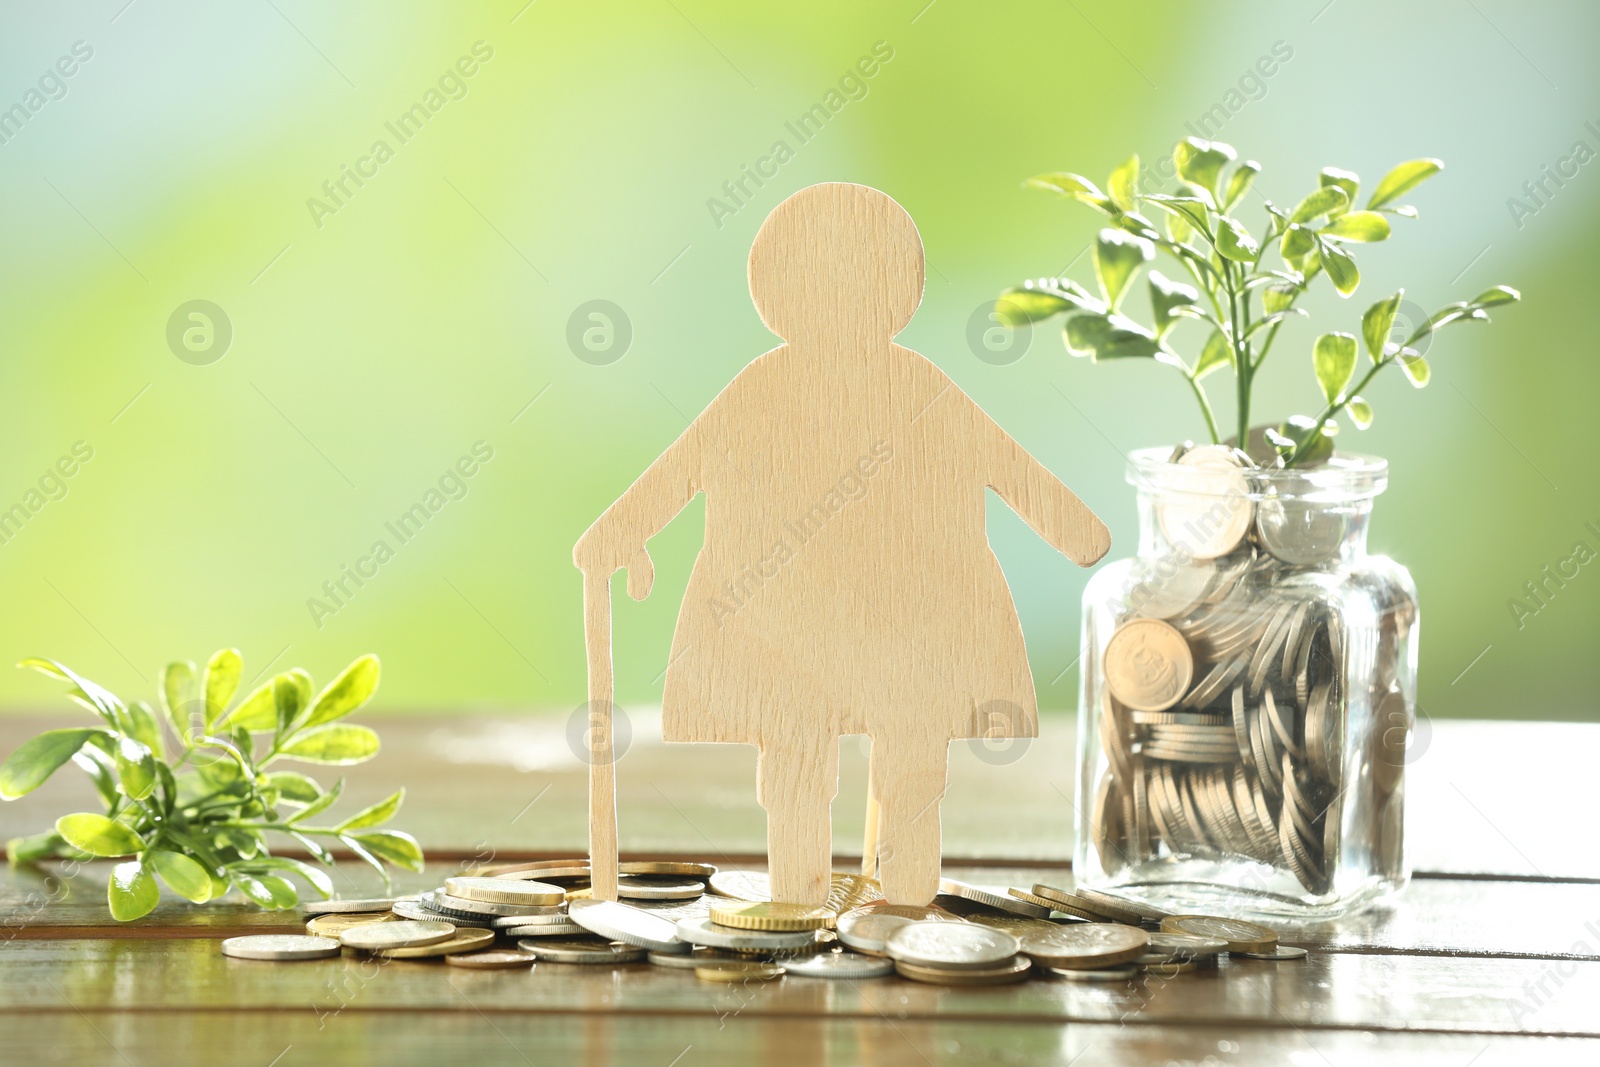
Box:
[0,0,1593,721]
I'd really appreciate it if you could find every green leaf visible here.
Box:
[1243,309,1307,339]
[234,872,299,910]
[1274,414,1339,468]
[1064,314,1162,360]
[161,660,198,744]
[222,679,277,732]
[1106,154,1139,213]
[1320,241,1360,296]
[148,849,213,903]
[1222,160,1261,211]
[1313,332,1358,404]
[336,788,404,832]
[1143,194,1211,234]
[56,813,145,857]
[1290,185,1349,223]
[1367,158,1443,209]
[122,701,163,760]
[262,771,323,805]
[1321,211,1391,243]
[1147,271,1199,337]
[279,723,380,765]
[1347,396,1374,429]
[1318,168,1360,215]
[1194,329,1233,380]
[1173,137,1235,201]
[240,856,333,899]
[1025,172,1114,213]
[1279,224,1316,259]
[289,831,336,865]
[277,669,313,735]
[1361,291,1404,362]
[1214,215,1259,262]
[1473,284,1520,306]
[1092,229,1154,309]
[994,290,1070,326]
[108,859,160,921]
[0,727,103,799]
[349,830,425,874]
[19,659,125,726]
[7,829,73,864]
[1262,284,1298,315]
[1114,211,1161,241]
[113,735,157,801]
[1399,349,1431,387]
[214,827,263,859]
[73,741,120,806]
[287,776,344,823]
[203,649,242,731]
[303,655,381,730]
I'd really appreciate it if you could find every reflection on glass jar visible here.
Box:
[1076,446,1418,920]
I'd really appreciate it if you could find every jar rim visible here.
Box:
[1125,446,1389,501]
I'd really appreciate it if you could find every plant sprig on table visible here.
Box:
[0,650,422,921]
[997,138,1520,466]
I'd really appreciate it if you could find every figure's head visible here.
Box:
[748,183,924,343]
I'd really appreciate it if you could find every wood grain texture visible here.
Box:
[6,1013,1594,1067]
[3,936,1598,1037]
[574,183,1109,906]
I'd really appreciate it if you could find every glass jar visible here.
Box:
[1074,445,1418,919]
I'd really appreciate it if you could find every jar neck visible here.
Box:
[1134,486,1376,564]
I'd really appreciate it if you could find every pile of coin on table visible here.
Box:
[219,859,1306,984]
[1093,442,1415,893]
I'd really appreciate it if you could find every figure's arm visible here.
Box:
[969,400,1111,567]
[572,420,706,600]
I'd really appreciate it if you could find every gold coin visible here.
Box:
[1104,618,1194,712]
[374,928,497,959]
[305,912,396,938]
[893,956,1031,986]
[1160,915,1277,953]
[695,962,784,983]
[621,861,717,878]
[709,901,833,931]
[445,949,538,969]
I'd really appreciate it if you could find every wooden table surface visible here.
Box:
[2,712,1597,1065]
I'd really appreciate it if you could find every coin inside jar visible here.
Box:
[1156,445,1254,560]
[1104,618,1194,712]
[1256,495,1348,566]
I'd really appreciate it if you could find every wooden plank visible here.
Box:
[7,1011,1598,1067]
[3,716,1595,878]
[2,938,1596,1037]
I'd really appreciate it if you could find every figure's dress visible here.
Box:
[659,344,1039,748]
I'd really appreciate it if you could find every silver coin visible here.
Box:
[1256,496,1347,566]
[341,920,456,951]
[783,949,896,979]
[1236,945,1308,960]
[835,905,957,956]
[490,911,570,929]
[221,934,341,961]
[648,948,749,970]
[1126,557,1215,620]
[302,897,398,916]
[937,879,1051,919]
[1157,445,1254,560]
[674,916,816,951]
[1143,931,1227,958]
[616,877,705,902]
[1050,965,1138,981]
[502,920,588,938]
[519,938,645,964]
[431,892,562,918]
[885,921,1019,969]
[707,870,770,902]
[392,898,492,928]
[444,876,565,906]
[569,898,688,953]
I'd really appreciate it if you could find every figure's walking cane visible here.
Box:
[582,568,619,901]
